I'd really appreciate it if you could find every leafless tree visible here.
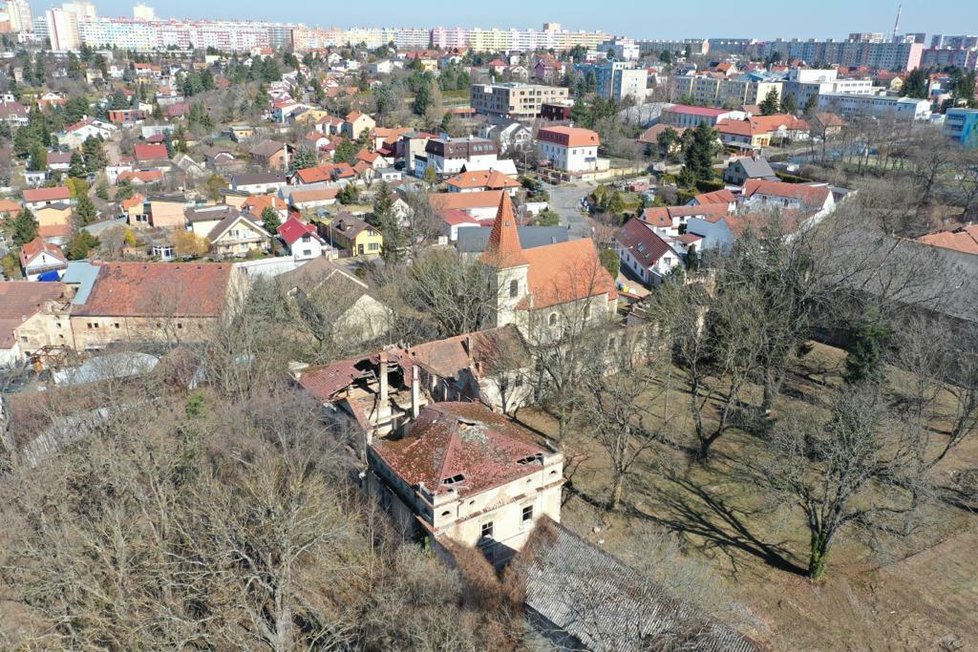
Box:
[747,384,922,579]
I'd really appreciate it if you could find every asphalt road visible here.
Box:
[546,182,595,239]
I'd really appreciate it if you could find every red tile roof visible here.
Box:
[693,189,736,206]
[0,282,67,350]
[71,262,234,318]
[23,186,71,203]
[445,169,521,191]
[429,190,505,212]
[19,237,67,269]
[917,225,978,256]
[133,143,169,162]
[521,238,617,309]
[538,126,601,148]
[371,402,547,498]
[481,193,528,268]
[667,104,731,117]
[276,216,322,246]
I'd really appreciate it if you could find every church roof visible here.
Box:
[480,193,528,268]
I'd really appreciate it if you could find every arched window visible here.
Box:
[549,313,558,327]
[509,279,519,298]
[583,304,591,320]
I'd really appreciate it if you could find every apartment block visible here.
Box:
[470,83,569,119]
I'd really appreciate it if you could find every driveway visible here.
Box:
[546,182,596,239]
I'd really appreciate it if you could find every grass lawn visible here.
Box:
[514,342,978,650]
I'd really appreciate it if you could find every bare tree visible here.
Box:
[748,384,921,579]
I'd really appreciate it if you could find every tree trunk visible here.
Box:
[808,531,830,580]
[608,472,625,511]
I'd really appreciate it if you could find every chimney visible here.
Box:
[378,351,389,406]
[411,365,420,419]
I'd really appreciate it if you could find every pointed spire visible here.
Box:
[481,192,528,268]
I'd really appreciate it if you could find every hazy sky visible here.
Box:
[64,1,970,40]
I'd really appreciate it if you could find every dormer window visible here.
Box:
[442,474,465,486]
[517,454,542,466]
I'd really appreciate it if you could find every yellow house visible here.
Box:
[327,214,383,257]
[122,193,147,226]
[35,203,74,239]
[343,111,377,140]
[294,108,330,126]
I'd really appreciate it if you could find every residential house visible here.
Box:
[68,262,240,350]
[46,151,73,173]
[241,194,288,221]
[415,137,511,178]
[430,190,506,221]
[328,214,383,257]
[445,169,521,195]
[342,111,376,140]
[689,188,738,213]
[480,121,533,156]
[121,194,147,225]
[146,195,194,229]
[204,146,237,170]
[286,187,339,212]
[249,140,295,171]
[917,224,978,255]
[660,104,747,128]
[723,156,778,185]
[231,172,287,195]
[277,217,326,261]
[35,203,74,240]
[185,204,235,238]
[642,204,733,251]
[58,117,116,149]
[537,127,602,173]
[23,186,71,212]
[279,257,391,347]
[172,153,207,180]
[740,179,835,218]
[614,218,682,287]
[0,100,29,128]
[133,143,169,165]
[228,125,256,142]
[0,282,72,367]
[19,238,68,281]
[117,170,165,187]
[206,213,272,258]
[365,402,563,558]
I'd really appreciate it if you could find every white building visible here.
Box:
[817,93,932,121]
[7,0,33,32]
[132,4,155,21]
[780,68,875,109]
[537,126,600,173]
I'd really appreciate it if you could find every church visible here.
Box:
[480,193,618,342]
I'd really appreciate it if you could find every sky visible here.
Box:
[52,1,975,41]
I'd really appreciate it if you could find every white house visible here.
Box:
[415,137,502,178]
[19,237,68,281]
[614,218,682,287]
[536,126,601,173]
[57,117,117,149]
[277,216,327,261]
[231,173,288,195]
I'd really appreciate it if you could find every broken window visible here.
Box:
[442,474,465,486]
[517,454,541,466]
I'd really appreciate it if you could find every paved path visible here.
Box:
[546,182,595,239]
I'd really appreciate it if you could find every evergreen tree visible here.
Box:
[261,206,281,235]
[902,68,929,99]
[68,151,86,178]
[759,87,781,115]
[780,93,798,115]
[27,142,47,171]
[12,208,38,245]
[76,194,97,225]
[844,310,891,386]
[682,122,718,186]
[65,231,99,260]
[370,182,394,226]
[82,136,107,174]
[288,146,318,174]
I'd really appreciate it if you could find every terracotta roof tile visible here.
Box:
[480,193,528,268]
[371,402,547,498]
[71,262,234,318]
[521,239,617,309]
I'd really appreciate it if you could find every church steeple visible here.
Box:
[481,193,528,268]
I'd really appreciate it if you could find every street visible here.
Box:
[546,182,595,239]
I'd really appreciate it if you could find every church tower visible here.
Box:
[481,193,530,327]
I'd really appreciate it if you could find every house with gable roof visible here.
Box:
[19,238,68,281]
[277,216,327,261]
[614,219,683,287]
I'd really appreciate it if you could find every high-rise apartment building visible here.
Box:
[6,0,32,32]
[762,39,923,71]
[576,61,647,102]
